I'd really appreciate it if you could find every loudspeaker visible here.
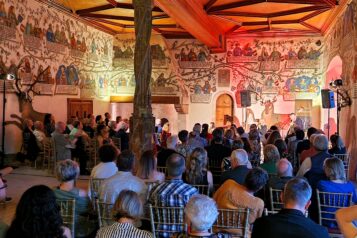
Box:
[240,90,251,107]
[321,89,335,108]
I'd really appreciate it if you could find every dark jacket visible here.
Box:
[220,165,250,185]
[252,209,329,238]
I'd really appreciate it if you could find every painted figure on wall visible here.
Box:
[91,38,97,54]
[46,24,55,42]
[203,80,211,94]
[33,19,42,38]
[194,81,202,94]
[24,58,31,73]
[298,46,308,59]
[7,6,17,28]
[242,43,254,56]
[55,65,67,85]
[259,47,269,61]
[155,73,166,87]
[59,26,67,45]
[54,25,61,43]
[198,49,207,61]
[188,49,197,61]
[233,43,242,56]
[43,66,53,84]
[80,37,86,52]
[180,48,188,61]
[0,1,6,19]
[287,47,298,60]
[66,65,79,85]
[25,16,32,35]
[270,47,281,61]
[70,33,76,49]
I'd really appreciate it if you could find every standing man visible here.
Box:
[289,113,304,131]
[104,112,111,126]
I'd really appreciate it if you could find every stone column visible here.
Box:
[130,0,155,159]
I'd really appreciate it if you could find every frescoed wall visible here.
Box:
[323,0,357,180]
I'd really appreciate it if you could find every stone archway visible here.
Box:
[215,94,233,127]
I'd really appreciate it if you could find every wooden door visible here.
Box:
[216,94,233,126]
[67,99,93,120]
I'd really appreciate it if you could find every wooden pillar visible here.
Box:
[130,0,155,159]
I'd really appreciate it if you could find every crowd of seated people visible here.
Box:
[2,118,356,238]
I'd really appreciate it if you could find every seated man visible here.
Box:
[33,121,47,151]
[220,149,251,185]
[269,158,294,190]
[214,167,268,233]
[252,178,329,238]
[157,135,178,167]
[149,153,198,237]
[100,150,147,204]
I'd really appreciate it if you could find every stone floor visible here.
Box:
[0,165,89,225]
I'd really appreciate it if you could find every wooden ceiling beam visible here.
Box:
[265,0,328,4]
[76,3,163,15]
[84,18,118,34]
[204,0,218,11]
[299,8,330,21]
[208,0,263,12]
[125,24,178,29]
[210,11,268,18]
[300,22,321,33]
[152,14,170,20]
[241,19,299,26]
[83,17,125,28]
[226,25,241,34]
[268,5,331,18]
[160,31,194,39]
[79,13,134,21]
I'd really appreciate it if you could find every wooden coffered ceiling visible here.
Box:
[53,0,348,48]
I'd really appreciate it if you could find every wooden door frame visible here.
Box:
[67,98,93,120]
[215,93,234,126]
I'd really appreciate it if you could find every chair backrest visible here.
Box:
[316,189,352,228]
[112,137,121,151]
[57,199,75,238]
[269,187,283,212]
[149,205,186,238]
[333,153,350,178]
[96,199,115,227]
[191,184,210,196]
[90,178,105,202]
[213,208,250,238]
[157,166,167,176]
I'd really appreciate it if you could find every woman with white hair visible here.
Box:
[172,194,231,237]
[54,159,96,237]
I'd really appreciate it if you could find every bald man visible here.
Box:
[268,159,294,190]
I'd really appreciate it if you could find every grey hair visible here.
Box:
[323,157,346,181]
[184,195,219,231]
[166,135,179,149]
[113,190,143,220]
[313,134,328,151]
[55,121,65,130]
[231,149,249,166]
[263,144,280,163]
[277,158,293,177]
[283,178,312,207]
[56,159,80,182]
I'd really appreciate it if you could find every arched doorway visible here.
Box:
[323,55,342,136]
[216,94,233,126]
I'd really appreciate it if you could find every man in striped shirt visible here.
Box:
[149,153,198,237]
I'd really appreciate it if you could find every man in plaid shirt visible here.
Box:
[149,153,198,237]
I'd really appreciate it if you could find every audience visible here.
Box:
[115,122,129,150]
[176,130,193,159]
[188,123,207,148]
[296,127,317,159]
[328,134,347,155]
[268,159,294,190]
[183,147,213,191]
[149,153,198,237]
[157,135,178,167]
[91,144,119,179]
[200,123,212,142]
[136,150,165,183]
[104,112,111,126]
[172,195,230,238]
[251,178,329,238]
[274,138,289,160]
[100,150,147,204]
[221,139,244,171]
[220,149,251,185]
[44,113,55,137]
[33,121,47,150]
[336,205,357,238]
[160,122,171,148]
[54,159,95,237]
[6,185,71,238]
[69,121,90,175]
[95,115,103,125]
[265,130,281,145]
[223,129,234,148]
[317,157,357,228]
[260,144,280,174]
[22,119,39,161]
[288,129,304,170]
[97,124,113,148]
[205,128,231,169]
[248,129,261,163]
[214,167,268,233]
[51,121,71,161]
[299,134,318,164]
[96,190,153,238]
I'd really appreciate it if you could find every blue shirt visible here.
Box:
[317,180,357,228]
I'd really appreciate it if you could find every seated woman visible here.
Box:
[6,185,71,238]
[328,134,347,155]
[22,119,39,162]
[183,147,213,192]
[54,159,96,237]
[317,157,357,228]
[136,150,165,183]
[172,194,231,238]
[96,190,153,238]
[260,144,280,175]
[97,124,113,148]
[91,144,119,179]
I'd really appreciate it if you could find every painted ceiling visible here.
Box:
[53,0,349,48]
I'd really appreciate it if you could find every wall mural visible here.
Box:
[0,0,113,102]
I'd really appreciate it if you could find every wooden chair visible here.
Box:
[316,189,352,237]
[208,159,222,186]
[269,187,283,212]
[191,184,210,196]
[112,137,121,151]
[333,154,350,178]
[213,208,250,238]
[149,205,186,238]
[57,199,76,238]
[49,138,57,174]
[157,166,167,176]
[89,178,105,207]
[96,199,114,227]
[42,139,52,170]
[86,138,98,170]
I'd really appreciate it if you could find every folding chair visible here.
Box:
[269,187,283,212]
[57,199,76,238]
[191,184,210,196]
[213,208,250,238]
[96,199,114,227]
[333,154,350,178]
